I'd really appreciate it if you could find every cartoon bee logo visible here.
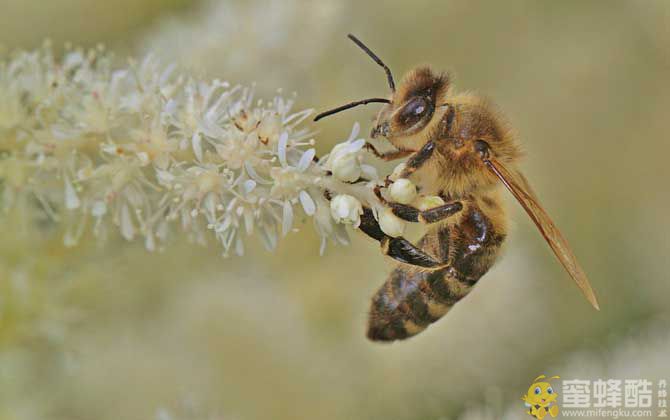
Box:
[522,375,560,419]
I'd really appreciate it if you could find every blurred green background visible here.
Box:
[1,1,670,419]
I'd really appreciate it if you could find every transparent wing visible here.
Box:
[484,156,600,310]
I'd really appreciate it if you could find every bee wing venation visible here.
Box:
[484,156,600,310]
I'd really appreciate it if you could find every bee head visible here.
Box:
[371,67,449,151]
[314,35,450,152]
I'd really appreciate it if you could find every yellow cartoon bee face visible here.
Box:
[522,375,560,407]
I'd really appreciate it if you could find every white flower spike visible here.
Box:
[0,45,388,257]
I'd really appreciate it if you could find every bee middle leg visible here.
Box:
[358,207,448,269]
[389,201,463,224]
[373,185,463,224]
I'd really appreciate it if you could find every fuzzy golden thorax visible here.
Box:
[372,67,523,197]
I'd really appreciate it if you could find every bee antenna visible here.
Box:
[347,34,396,92]
[313,98,390,122]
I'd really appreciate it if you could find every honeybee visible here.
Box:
[315,35,599,342]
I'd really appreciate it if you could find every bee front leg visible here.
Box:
[398,140,435,177]
[364,143,413,161]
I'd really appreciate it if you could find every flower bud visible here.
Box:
[413,195,445,211]
[331,153,362,182]
[378,208,406,237]
[330,194,363,227]
[324,138,366,182]
[389,178,417,204]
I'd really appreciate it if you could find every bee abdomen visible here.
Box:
[367,267,472,342]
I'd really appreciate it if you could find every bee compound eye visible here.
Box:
[535,387,541,395]
[398,97,429,126]
[547,387,553,394]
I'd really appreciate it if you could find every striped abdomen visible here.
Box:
[367,203,505,341]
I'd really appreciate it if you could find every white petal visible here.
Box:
[219,215,233,232]
[281,200,293,236]
[282,108,312,126]
[244,162,272,184]
[156,220,169,240]
[259,225,278,251]
[243,209,254,235]
[145,232,156,252]
[159,64,176,85]
[278,132,288,168]
[334,224,350,245]
[235,236,244,256]
[243,179,257,194]
[297,148,315,172]
[91,201,107,217]
[203,193,217,215]
[319,236,327,256]
[64,176,80,209]
[156,169,175,185]
[120,204,135,240]
[192,132,203,162]
[299,190,316,216]
[348,122,360,142]
[164,99,178,117]
[346,138,366,153]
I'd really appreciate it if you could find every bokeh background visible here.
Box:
[1,1,670,419]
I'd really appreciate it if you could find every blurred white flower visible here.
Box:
[143,0,345,90]
[329,194,363,227]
